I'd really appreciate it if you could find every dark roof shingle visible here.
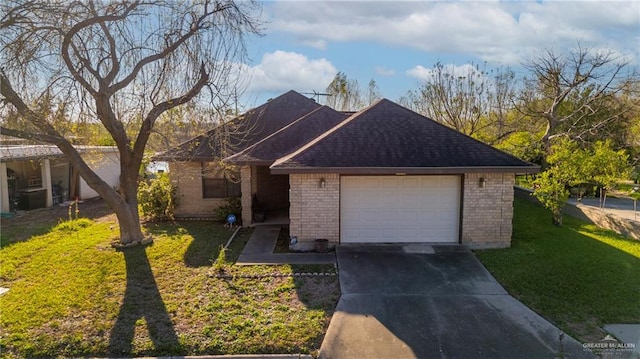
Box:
[154,90,321,161]
[224,106,348,165]
[271,99,539,174]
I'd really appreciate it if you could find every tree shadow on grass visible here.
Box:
[108,245,181,356]
[290,264,342,350]
[181,222,237,267]
[145,220,221,268]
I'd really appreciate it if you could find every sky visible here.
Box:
[236,0,640,107]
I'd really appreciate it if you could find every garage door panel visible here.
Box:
[341,175,460,243]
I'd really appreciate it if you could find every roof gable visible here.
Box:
[155,90,321,161]
[224,106,349,165]
[271,99,538,174]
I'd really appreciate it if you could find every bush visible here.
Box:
[138,173,178,220]
[214,197,241,224]
[212,245,228,273]
[53,218,94,232]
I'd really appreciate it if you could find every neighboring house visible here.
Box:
[157,91,539,248]
[0,145,120,213]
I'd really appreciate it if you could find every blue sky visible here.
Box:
[235,0,639,107]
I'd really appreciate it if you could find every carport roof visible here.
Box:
[224,106,348,165]
[271,99,539,174]
[0,145,117,163]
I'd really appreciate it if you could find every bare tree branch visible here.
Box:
[518,43,637,152]
[1,0,262,244]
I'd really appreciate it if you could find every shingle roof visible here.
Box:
[271,99,539,174]
[154,90,321,161]
[224,106,348,165]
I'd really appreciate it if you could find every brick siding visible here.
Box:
[461,172,515,248]
[289,173,339,246]
[173,164,516,247]
[169,162,224,217]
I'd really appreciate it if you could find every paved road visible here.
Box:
[319,244,593,359]
[568,196,640,222]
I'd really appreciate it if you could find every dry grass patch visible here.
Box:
[0,216,339,358]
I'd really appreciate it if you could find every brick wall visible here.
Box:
[461,172,515,248]
[170,162,225,217]
[289,173,339,246]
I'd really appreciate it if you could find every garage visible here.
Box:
[340,175,461,243]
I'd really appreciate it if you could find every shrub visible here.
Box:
[212,245,228,273]
[213,197,241,224]
[137,173,178,220]
[53,218,94,232]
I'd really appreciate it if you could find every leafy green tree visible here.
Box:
[495,130,545,164]
[533,139,587,225]
[589,140,630,207]
[534,139,629,225]
[533,170,571,226]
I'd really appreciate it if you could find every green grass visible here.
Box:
[0,219,339,357]
[476,198,640,343]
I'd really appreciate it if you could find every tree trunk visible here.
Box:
[114,199,145,244]
[600,187,607,208]
[116,163,145,244]
[98,160,145,245]
[552,210,563,226]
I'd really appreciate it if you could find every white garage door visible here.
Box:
[340,175,461,243]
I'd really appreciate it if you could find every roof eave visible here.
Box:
[151,155,215,162]
[223,157,274,166]
[269,166,541,175]
[0,154,67,163]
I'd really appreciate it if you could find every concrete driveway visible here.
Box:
[319,245,593,359]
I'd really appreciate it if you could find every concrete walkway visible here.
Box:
[236,226,335,265]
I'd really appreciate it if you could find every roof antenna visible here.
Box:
[302,90,331,103]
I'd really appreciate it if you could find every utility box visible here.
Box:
[18,188,46,210]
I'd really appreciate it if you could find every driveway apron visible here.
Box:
[319,244,593,359]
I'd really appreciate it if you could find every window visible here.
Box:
[201,163,241,198]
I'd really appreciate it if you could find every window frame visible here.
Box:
[201,163,241,199]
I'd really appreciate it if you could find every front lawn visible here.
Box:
[476,198,640,343]
[0,217,339,357]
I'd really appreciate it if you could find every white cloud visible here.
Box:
[301,39,328,51]
[375,66,396,76]
[236,50,337,93]
[267,1,639,65]
[406,63,483,81]
[406,65,430,81]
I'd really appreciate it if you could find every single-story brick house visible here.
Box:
[156,90,539,248]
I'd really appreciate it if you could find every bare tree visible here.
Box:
[402,62,515,137]
[366,79,382,106]
[0,0,261,245]
[325,72,362,111]
[518,44,638,154]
